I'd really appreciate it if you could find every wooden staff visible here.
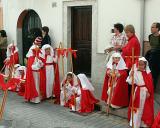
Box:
[131,48,135,128]
[0,43,16,121]
[0,90,8,120]
[106,64,116,116]
[125,48,139,128]
[0,64,6,73]
[69,50,77,111]
[58,43,66,104]
[0,74,8,120]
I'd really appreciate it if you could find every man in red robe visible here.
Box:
[101,52,129,108]
[24,37,46,103]
[122,24,140,69]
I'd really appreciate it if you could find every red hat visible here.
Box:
[34,37,42,45]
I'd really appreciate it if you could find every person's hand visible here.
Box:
[72,89,75,94]
[104,47,114,53]
[130,71,134,78]
[146,92,150,98]
[107,69,111,76]
[115,70,120,77]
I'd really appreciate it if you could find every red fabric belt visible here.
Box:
[137,85,145,88]
[133,85,146,109]
[45,63,53,66]
[32,70,40,72]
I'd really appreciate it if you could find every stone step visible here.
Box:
[100,100,160,119]
[101,105,128,119]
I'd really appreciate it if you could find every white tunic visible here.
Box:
[30,58,44,103]
[45,56,55,98]
[126,70,148,128]
[60,83,73,106]
[71,86,81,111]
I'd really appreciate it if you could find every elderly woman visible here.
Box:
[121,25,140,70]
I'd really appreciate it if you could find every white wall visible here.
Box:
[2,0,63,47]
[97,0,141,53]
[144,0,160,41]
[2,0,142,52]
[2,0,159,84]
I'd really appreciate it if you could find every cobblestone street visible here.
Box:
[0,91,128,128]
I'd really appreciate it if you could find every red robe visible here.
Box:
[62,80,74,107]
[152,111,160,128]
[53,62,60,103]
[24,56,46,101]
[128,72,154,127]
[122,35,140,69]
[79,89,99,113]
[101,69,129,107]
[4,52,19,66]
[42,55,60,103]
[0,74,21,91]
[18,71,25,96]
[69,86,99,113]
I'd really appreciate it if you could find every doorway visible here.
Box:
[71,6,92,76]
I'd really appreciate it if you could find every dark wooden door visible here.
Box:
[71,6,92,76]
[22,10,42,61]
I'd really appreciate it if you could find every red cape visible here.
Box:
[101,69,129,107]
[128,72,154,127]
[69,88,99,113]
[42,57,60,103]
[53,62,60,104]
[5,52,19,66]
[122,35,140,69]
[79,89,99,113]
[152,111,160,128]
[24,56,46,100]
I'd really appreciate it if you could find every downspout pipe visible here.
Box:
[140,0,145,55]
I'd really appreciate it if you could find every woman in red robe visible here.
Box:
[101,52,129,108]
[122,24,140,69]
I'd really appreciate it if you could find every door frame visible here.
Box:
[63,0,98,77]
[17,9,42,64]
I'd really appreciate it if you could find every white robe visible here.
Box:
[30,58,44,103]
[60,83,73,106]
[71,86,81,111]
[126,70,148,128]
[45,56,55,98]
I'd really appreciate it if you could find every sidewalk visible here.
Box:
[0,84,159,128]
[0,90,128,128]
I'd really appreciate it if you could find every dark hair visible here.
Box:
[42,26,49,34]
[0,30,7,37]
[114,23,124,33]
[156,23,160,31]
[67,73,73,78]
